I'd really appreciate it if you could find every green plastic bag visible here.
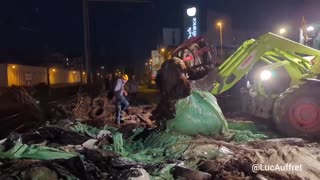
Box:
[167,90,229,135]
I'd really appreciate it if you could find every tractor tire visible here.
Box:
[92,97,108,108]
[90,107,107,120]
[273,84,320,138]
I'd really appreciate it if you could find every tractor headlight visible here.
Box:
[260,70,272,81]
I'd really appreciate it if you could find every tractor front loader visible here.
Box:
[170,32,320,137]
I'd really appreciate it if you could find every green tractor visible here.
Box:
[173,33,320,137]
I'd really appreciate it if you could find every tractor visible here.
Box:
[170,32,320,137]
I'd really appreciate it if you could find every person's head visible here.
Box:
[122,74,129,83]
[107,73,113,79]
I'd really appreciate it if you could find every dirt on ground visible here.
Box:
[1,86,320,179]
[194,138,320,180]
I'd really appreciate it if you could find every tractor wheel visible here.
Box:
[273,84,320,137]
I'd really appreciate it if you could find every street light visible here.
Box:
[279,28,287,35]
[217,21,223,60]
[307,26,314,32]
[161,48,165,52]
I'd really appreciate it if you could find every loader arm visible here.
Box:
[212,32,320,95]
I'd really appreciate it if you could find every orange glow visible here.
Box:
[6,65,84,86]
[7,64,48,86]
[8,65,17,86]
[49,68,56,84]
[68,71,76,83]
[216,20,223,29]
[82,72,86,75]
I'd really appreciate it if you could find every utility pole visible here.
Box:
[220,25,223,60]
[82,0,151,85]
[217,21,223,61]
[83,0,92,84]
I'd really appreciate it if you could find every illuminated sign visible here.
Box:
[184,6,199,40]
[187,7,196,17]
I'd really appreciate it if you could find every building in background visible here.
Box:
[42,53,84,71]
[162,28,181,47]
[150,50,162,79]
[0,64,86,87]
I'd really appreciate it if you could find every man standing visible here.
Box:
[113,74,129,125]
[105,73,114,100]
[127,74,139,105]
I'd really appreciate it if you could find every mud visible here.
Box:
[196,138,320,180]
[152,58,191,126]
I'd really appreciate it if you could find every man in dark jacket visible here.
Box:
[113,74,129,125]
[126,74,139,105]
[105,73,114,100]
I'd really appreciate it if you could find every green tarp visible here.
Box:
[107,130,191,164]
[167,90,229,135]
[71,122,117,138]
[228,121,270,142]
[0,141,76,160]
[107,130,191,179]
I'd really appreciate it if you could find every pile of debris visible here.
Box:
[0,121,189,179]
[3,81,320,179]
[152,58,191,125]
[2,87,320,179]
[52,96,111,122]
[1,119,320,180]
[52,95,155,128]
[196,138,320,180]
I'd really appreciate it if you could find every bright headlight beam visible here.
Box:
[260,70,272,81]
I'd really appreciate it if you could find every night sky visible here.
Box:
[0,0,304,68]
